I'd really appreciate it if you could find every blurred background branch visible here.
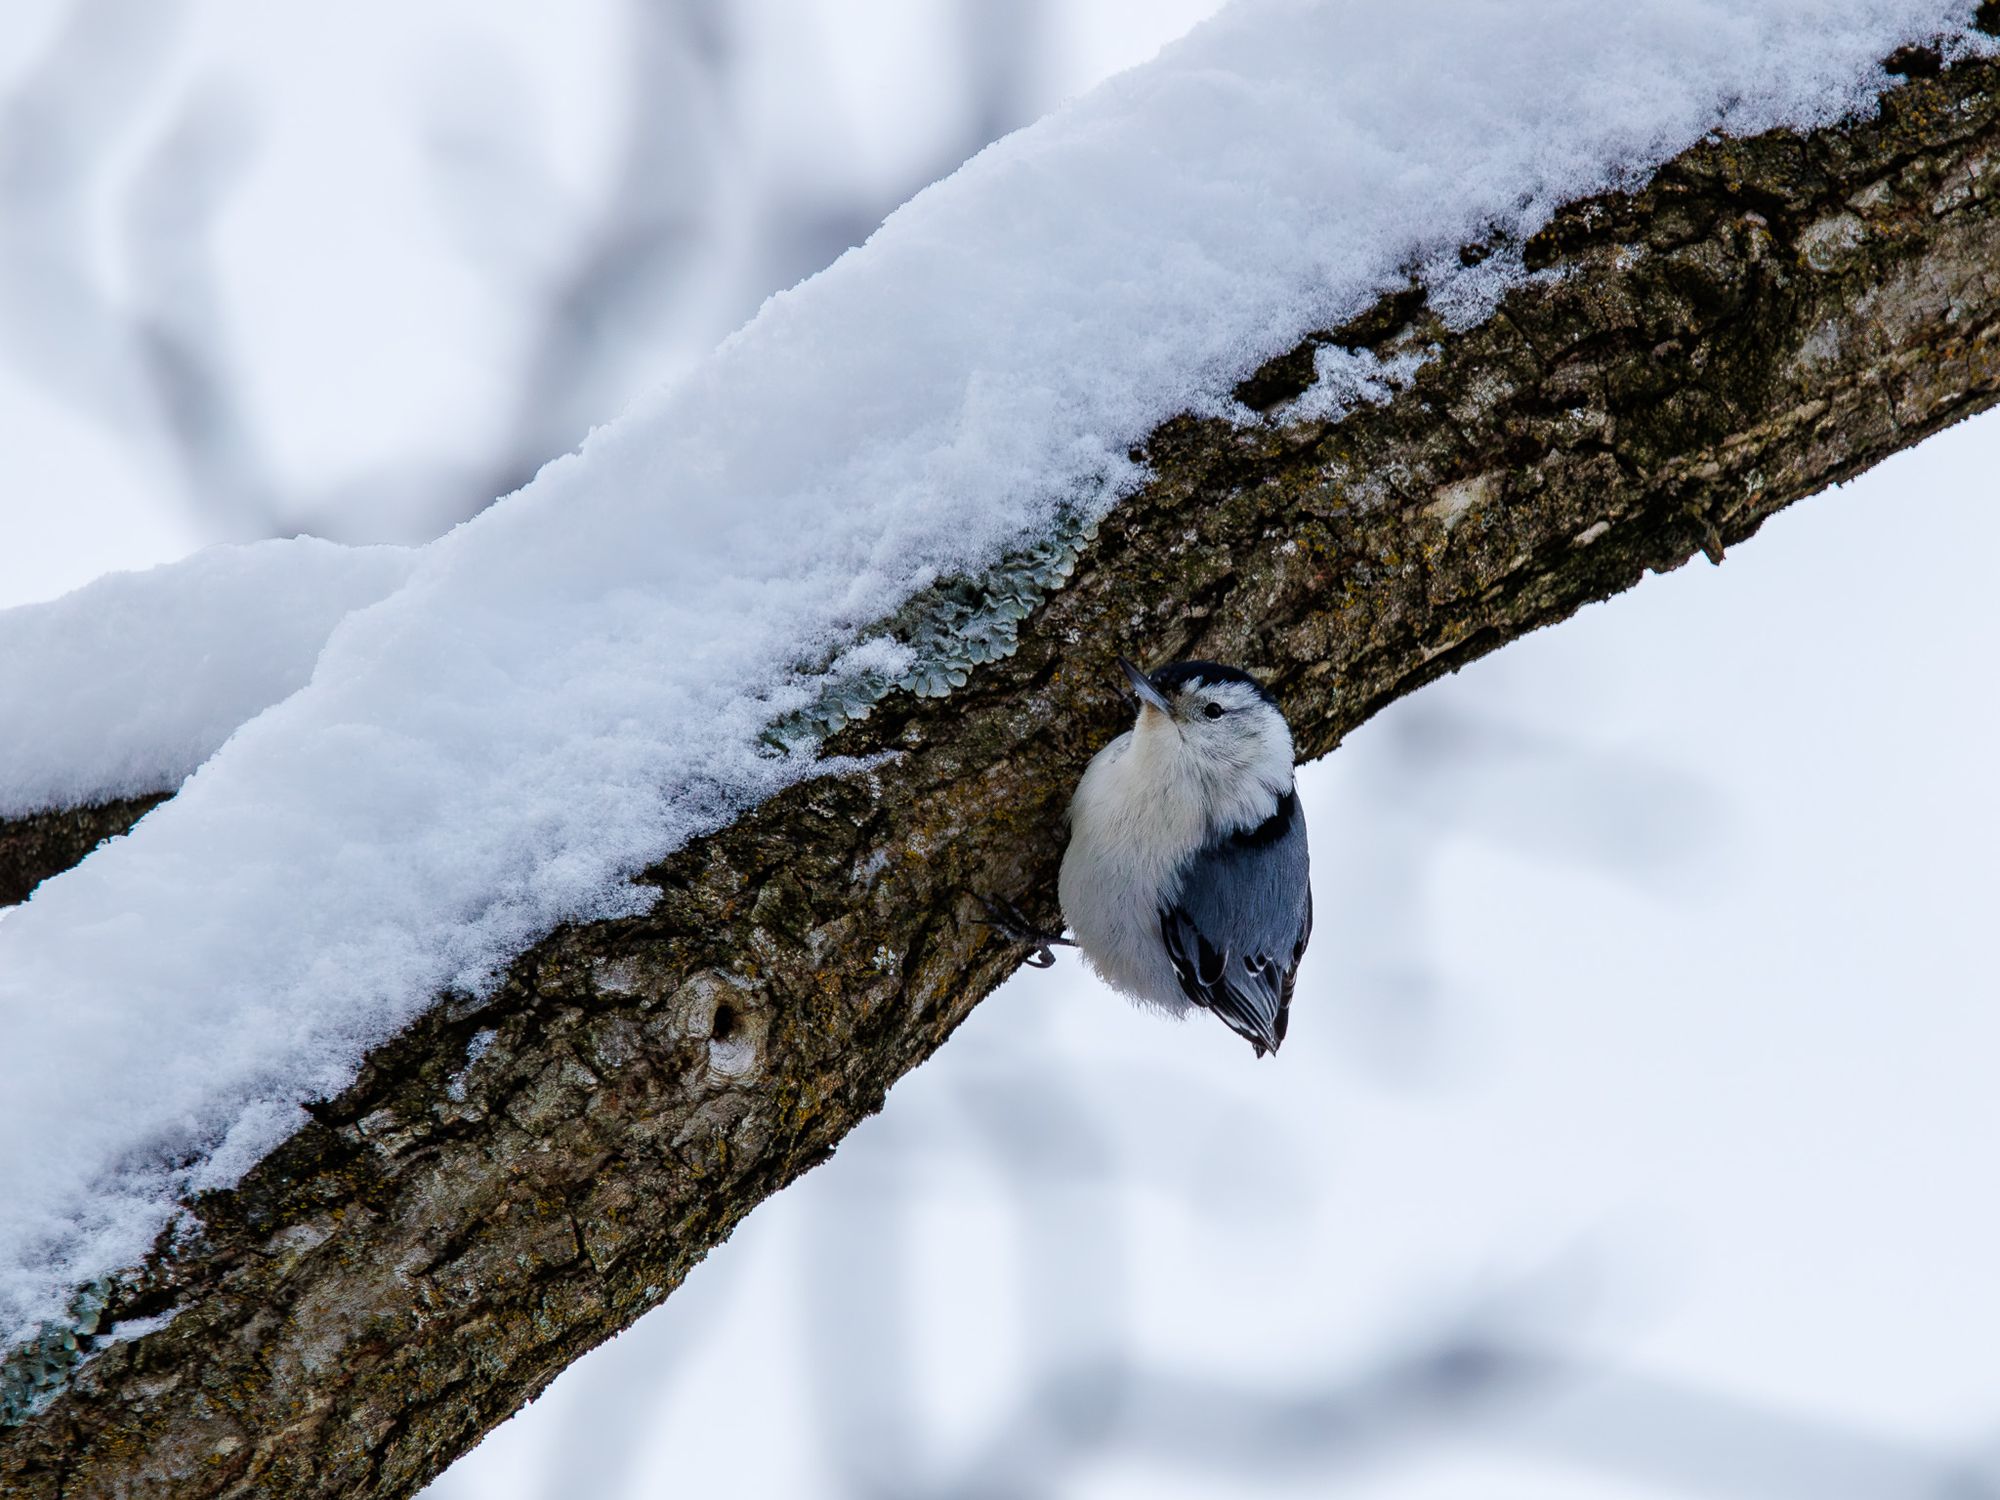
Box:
[0,0,1057,546]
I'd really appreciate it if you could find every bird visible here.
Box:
[982,657,1312,1057]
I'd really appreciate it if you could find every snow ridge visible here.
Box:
[0,540,417,819]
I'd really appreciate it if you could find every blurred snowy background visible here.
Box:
[4,1,1998,1496]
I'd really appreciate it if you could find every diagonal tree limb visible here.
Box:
[7,47,2000,1499]
[0,793,170,910]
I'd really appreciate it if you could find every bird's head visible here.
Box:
[1119,656,1295,799]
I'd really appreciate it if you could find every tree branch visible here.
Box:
[8,49,2000,1498]
[0,793,169,910]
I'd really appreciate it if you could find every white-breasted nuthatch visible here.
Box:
[985,657,1311,1056]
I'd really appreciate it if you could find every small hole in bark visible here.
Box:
[1979,2,2000,37]
[1885,43,1943,78]
[1231,341,1319,410]
[710,1003,739,1042]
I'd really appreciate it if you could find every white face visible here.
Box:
[1134,673,1295,793]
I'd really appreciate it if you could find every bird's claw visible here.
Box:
[972,892,1073,968]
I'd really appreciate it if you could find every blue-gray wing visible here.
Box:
[1159,789,1311,1057]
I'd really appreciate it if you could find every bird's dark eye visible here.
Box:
[1202,702,1225,720]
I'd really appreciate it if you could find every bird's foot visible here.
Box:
[972,893,1075,968]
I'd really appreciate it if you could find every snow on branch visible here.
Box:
[7,3,2000,1493]
[0,541,416,822]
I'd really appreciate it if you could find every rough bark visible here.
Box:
[8,46,2000,1498]
[0,792,170,909]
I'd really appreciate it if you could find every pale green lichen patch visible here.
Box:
[759,506,1102,753]
[0,1278,110,1426]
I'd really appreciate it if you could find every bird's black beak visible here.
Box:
[1118,656,1174,715]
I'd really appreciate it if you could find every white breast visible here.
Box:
[1056,725,1207,1013]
